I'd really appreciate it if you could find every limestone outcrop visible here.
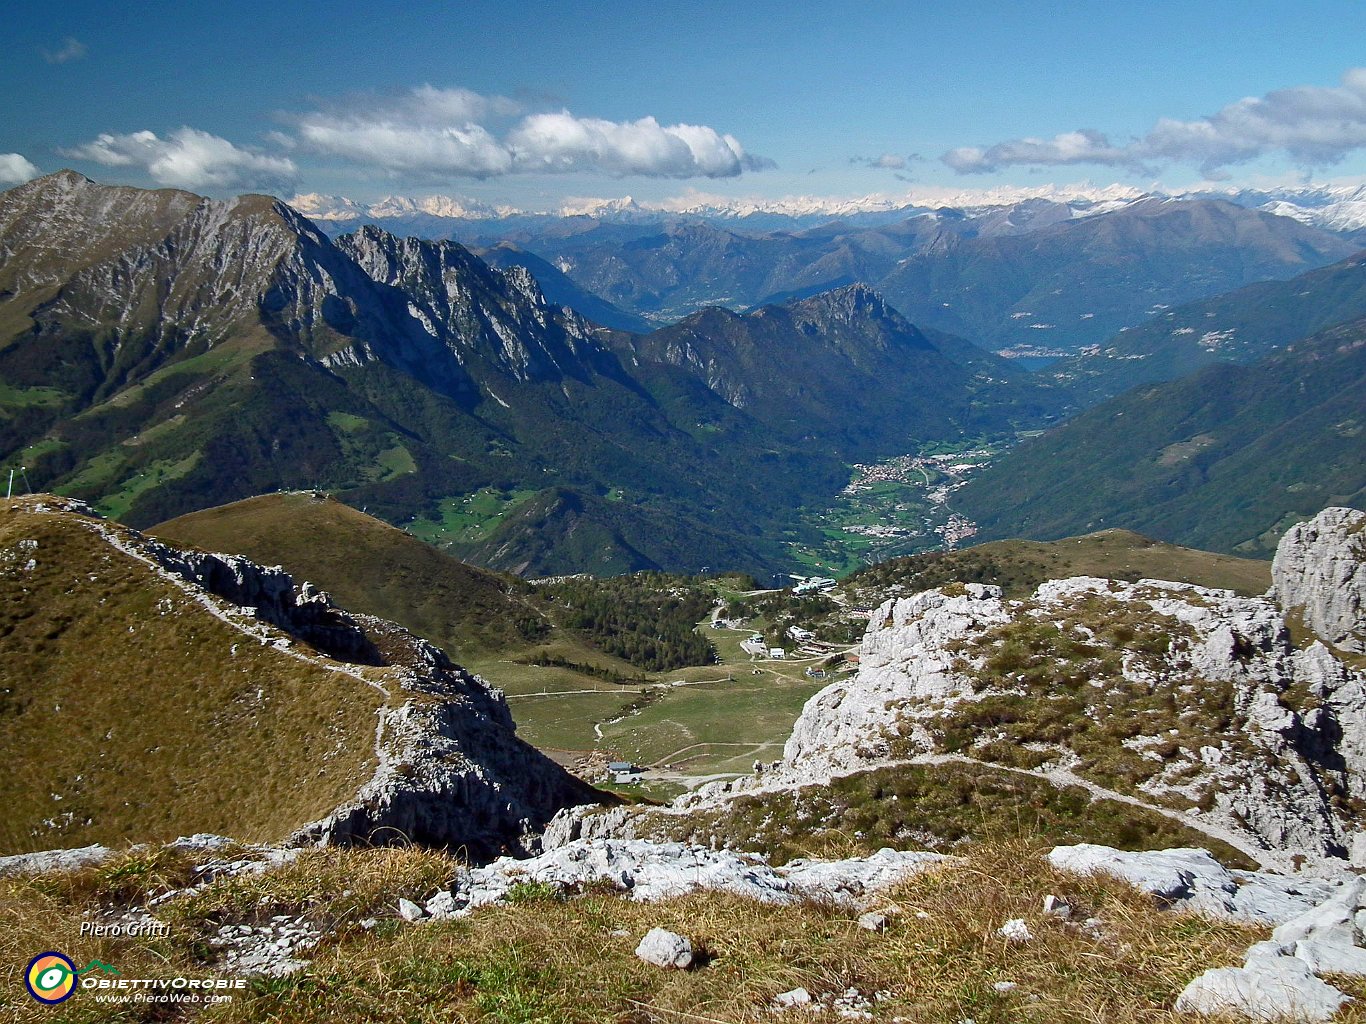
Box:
[700,511,1366,870]
[1273,506,1366,654]
[417,839,950,920]
[292,614,599,857]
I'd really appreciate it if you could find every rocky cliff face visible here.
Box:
[756,514,1366,870]
[292,612,599,857]
[336,225,618,385]
[1273,506,1366,654]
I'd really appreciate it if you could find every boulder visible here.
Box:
[635,928,693,969]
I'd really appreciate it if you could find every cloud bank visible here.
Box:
[944,68,1366,176]
[59,85,766,193]
[292,85,768,179]
[62,129,298,190]
[0,153,40,185]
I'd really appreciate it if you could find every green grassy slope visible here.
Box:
[151,492,547,657]
[0,497,390,853]
[954,317,1366,557]
[844,529,1272,599]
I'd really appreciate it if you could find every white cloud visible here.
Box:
[0,153,40,185]
[506,113,756,177]
[62,128,297,190]
[43,37,87,64]
[402,85,521,122]
[297,120,513,178]
[943,68,1366,176]
[290,84,767,179]
[943,129,1137,173]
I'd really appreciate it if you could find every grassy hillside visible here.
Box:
[152,492,548,657]
[0,497,393,854]
[954,316,1366,557]
[843,529,1272,600]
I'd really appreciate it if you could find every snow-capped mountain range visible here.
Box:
[288,183,1366,234]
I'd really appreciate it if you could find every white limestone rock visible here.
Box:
[1176,952,1350,1022]
[1291,938,1366,978]
[420,839,950,920]
[1273,507,1366,654]
[209,915,322,978]
[774,987,813,1009]
[0,844,115,877]
[1271,879,1366,948]
[1047,845,1341,924]
[634,927,693,969]
[541,804,639,850]
[396,898,426,922]
[781,584,1011,775]
[1042,894,1072,919]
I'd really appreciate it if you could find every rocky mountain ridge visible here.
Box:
[0,172,1067,576]
[0,495,594,857]
[296,187,1357,356]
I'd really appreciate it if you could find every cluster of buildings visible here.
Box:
[792,576,836,595]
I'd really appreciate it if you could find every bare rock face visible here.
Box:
[292,618,600,859]
[782,584,1010,770]
[148,541,381,664]
[1273,506,1366,654]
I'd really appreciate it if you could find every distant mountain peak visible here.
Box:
[778,284,911,335]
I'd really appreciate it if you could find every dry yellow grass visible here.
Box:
[8,839,1363,1024]
[0,499,391,853]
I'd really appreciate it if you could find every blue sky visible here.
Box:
[5,0,1366,208]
